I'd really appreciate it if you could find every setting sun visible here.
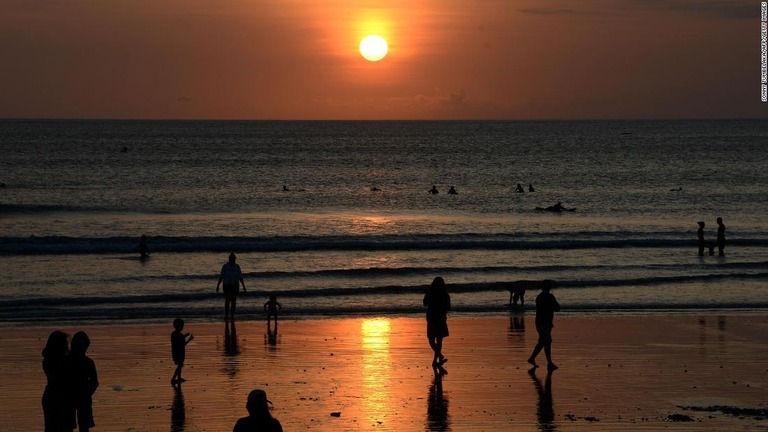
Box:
[359,35,388,62]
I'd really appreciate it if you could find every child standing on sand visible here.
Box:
[264,294,282,324]
[170,318,194,386]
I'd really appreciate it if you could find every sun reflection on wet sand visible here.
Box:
[361,318,392,425]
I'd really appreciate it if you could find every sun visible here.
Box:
[359,35,388,62]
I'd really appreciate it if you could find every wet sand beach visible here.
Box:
[2,313,767,431]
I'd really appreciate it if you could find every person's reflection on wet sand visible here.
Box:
[171,386,185,432]
[529,368,556,431]
[225,321,239,356]
[266,321,278,347]
[220,321,240,379]
[508,313,526,345]
[426,366,450,431]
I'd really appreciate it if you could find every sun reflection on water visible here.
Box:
[361,318,392,424]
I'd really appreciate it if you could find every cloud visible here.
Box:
[517,8,581,16]
[518,1,756,19]
[650,0,756,19]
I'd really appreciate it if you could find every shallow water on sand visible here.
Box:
[3,315,767,431]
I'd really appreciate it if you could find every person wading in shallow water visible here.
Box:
[424,276,451,372]
[716,217,726,256]
[216,253,246,321]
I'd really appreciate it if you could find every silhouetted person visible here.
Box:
[708,241,716,256]
[264,294,282,324]
[171,318,194,386]
[515,183,525,193]
[233,389,283,432]
[529,368,556,431]
[42,330,75,431]
[447,186,458,195]
[429,185,439,195]
[716,217,726,256]
[171,386,185,432]
[509,282,526,308]
[217,253,246,321]
[528,280,560,370]
[67,331,99,432]
[552,202,564,211]
[528,183,535,192]
[138,235,150,258]
[697,221,705,256]
[424,276,451,370]
[426,367,450,431]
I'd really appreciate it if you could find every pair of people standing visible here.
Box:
[697,217,726,256]
[42,331,99,432]
[424,277,561,371]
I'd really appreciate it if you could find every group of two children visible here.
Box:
[171,294,282,385]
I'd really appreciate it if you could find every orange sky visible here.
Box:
[0,0,764,120]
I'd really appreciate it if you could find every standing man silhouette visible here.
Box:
[528,280,560,371]
[217,253,246,321]
[716,217,726,256]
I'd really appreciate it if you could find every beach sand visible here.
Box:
[1,313,767,431]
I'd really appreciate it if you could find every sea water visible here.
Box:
[1,119,767,323]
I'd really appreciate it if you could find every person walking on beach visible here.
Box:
[528,280,560,371]
[233,389,283,432]
[67,331,99,432]
[171,318,194,386]
[42,330,75,432]
[264,294,282,324]
[217,253,246,321]
[697,221,706,256]
[423,276,451,370]
[716,217,726,256]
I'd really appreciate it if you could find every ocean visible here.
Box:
[1,119,767,324]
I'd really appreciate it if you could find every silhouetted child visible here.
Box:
[264,294,282,324]
[68,331,99,432]
[171,318,194,386]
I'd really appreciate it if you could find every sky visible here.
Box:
[0,0,765,120]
